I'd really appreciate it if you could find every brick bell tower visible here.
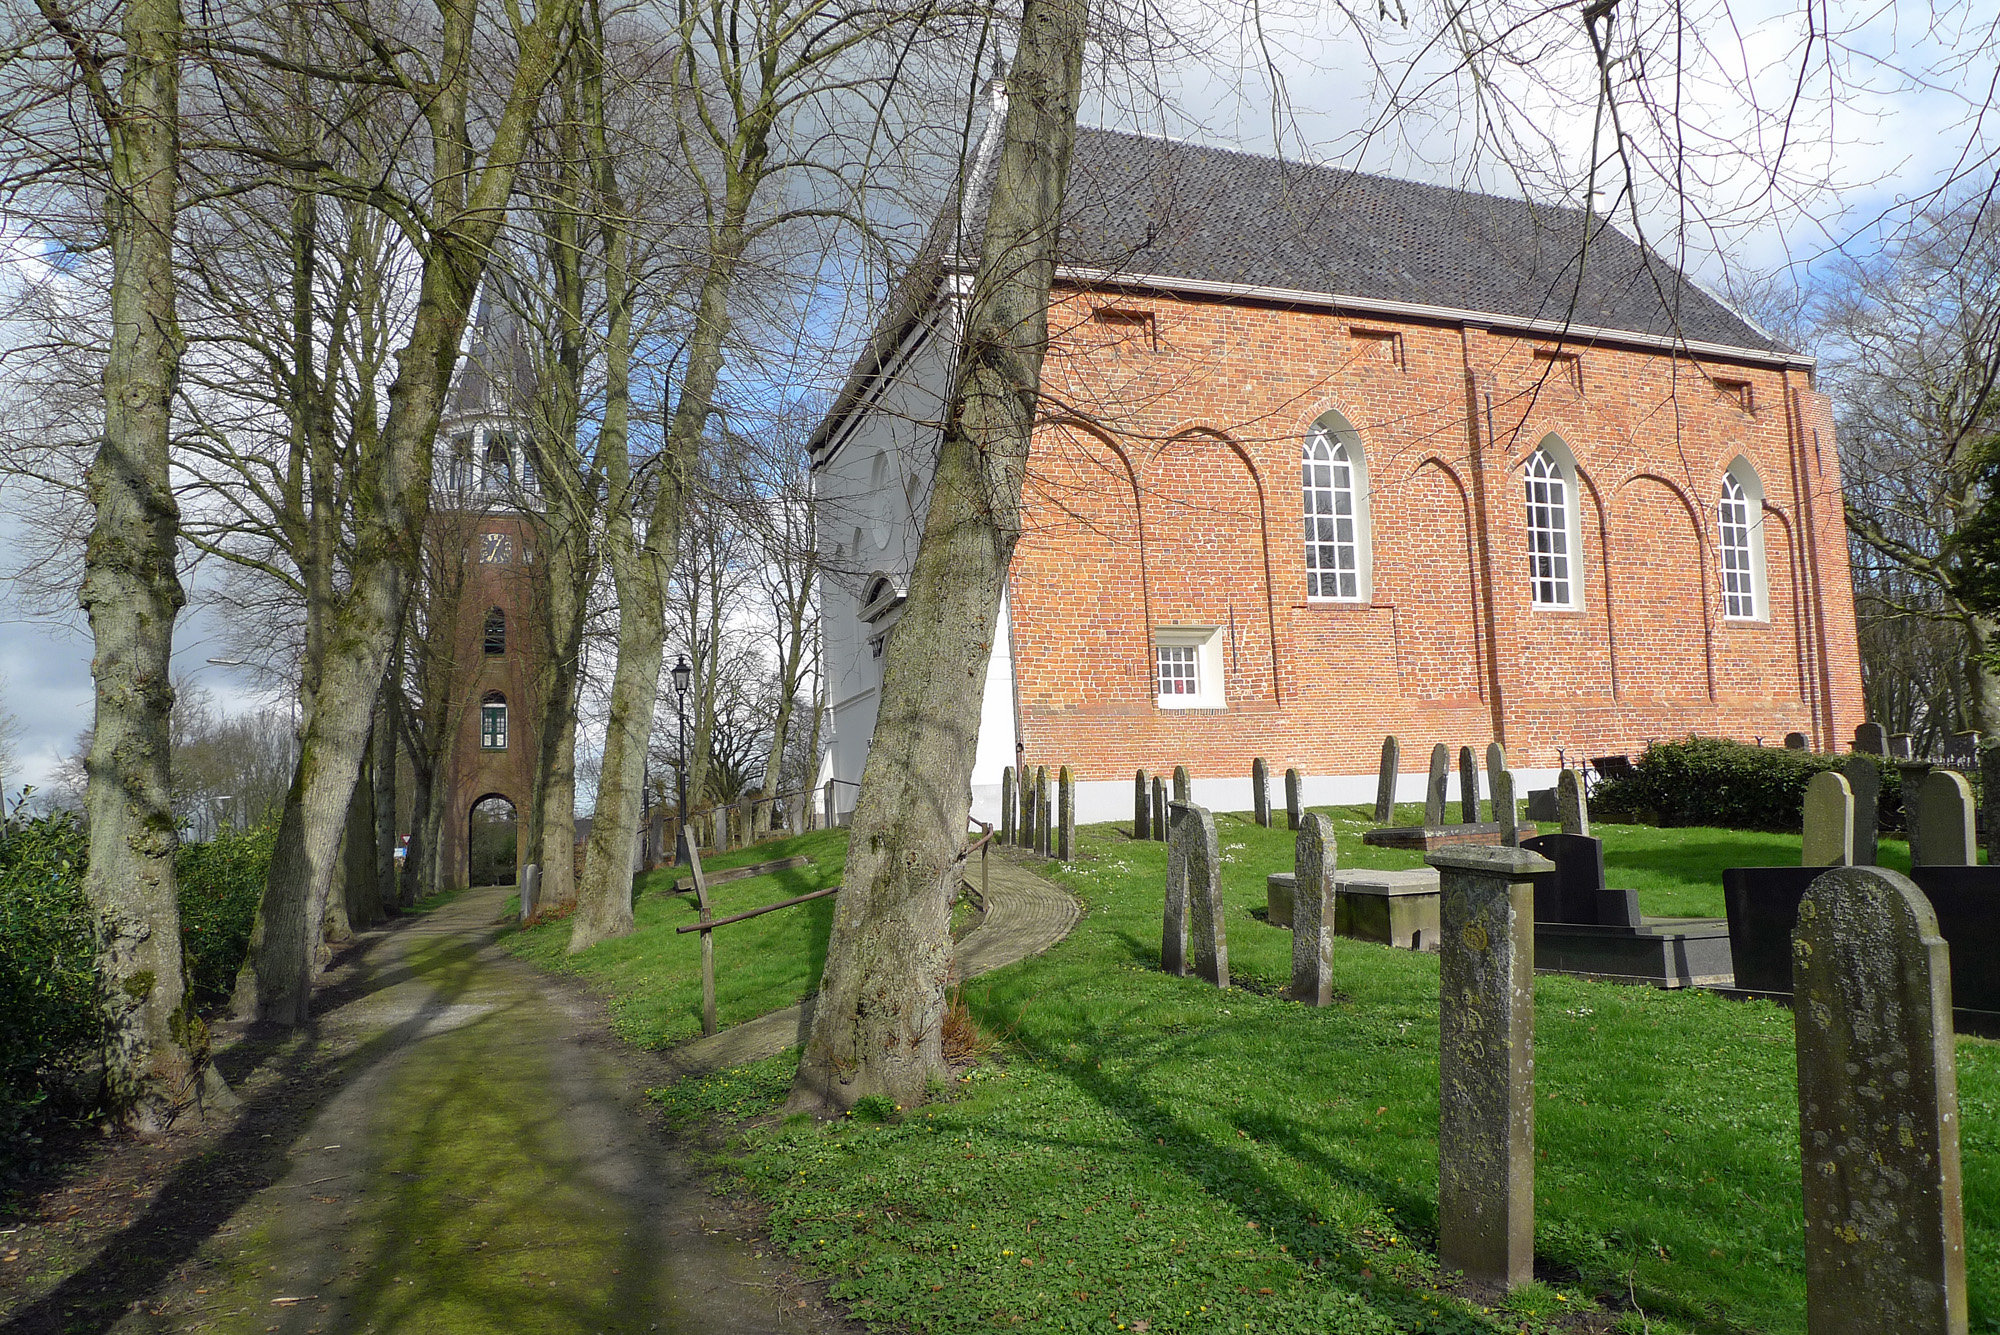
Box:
[433,287,548,889]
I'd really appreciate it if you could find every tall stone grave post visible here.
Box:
[1285,767,1302,831]
[1173,764,1191,805]
[1252,757,1271,827]
[1178,802,1229,989]
[1019,766,1035,848]
[519,863,541,924]
[1843,754,1882,867]
[1915,770,1975,867]
[1425,744,1451,826]
[1793,867,1967,1334]
[1374,736,1400,824]
[823,781,836,831]
[1983,746,2000,868]
[1556,768,1589,837]
[1854,721,1888,755]
[1426,844,1554,1291]
[1292,814,1337,1006]
[1134,769,1151,840]
[1890,732,1915,760]
[1459,745,1481,824]
[1161,800,1189,977]
[1493,770,1521,848]
[1036,766,1053,859]
[1898,761,1935,866]
[1001,767,1016,845]
[1484,743,1506,805]
[1058,766,1076,862]
[1801,771,1855,868]
[1152,776,1168,843]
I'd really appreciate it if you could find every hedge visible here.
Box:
[0,816,273,1174]
[1591,735,1911,832]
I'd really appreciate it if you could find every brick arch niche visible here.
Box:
[464,790,526,887]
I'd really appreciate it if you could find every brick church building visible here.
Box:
[812,122,1864,825]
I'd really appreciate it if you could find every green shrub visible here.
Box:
[175,821,274,1006]
[0,813,97,1160]
[1592,736,1861,831]
[0,815,273,1167]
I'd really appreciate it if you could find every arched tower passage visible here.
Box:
[464,791,525,887]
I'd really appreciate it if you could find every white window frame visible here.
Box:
[1154,626,1224,709]
[480,696,509,750]
[1524,438,1584,610]
[1302,412,1372,602]
[1719,459,1770,621]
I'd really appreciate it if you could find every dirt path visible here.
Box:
[2,886,860,1335]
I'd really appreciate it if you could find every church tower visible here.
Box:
[432,288,548,888]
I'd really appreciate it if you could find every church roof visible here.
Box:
[1054,129,1782,354]
[812,122,1792,460]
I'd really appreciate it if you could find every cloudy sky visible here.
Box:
[3,0,1995,798]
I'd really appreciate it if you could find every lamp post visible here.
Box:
[672,654,692,865]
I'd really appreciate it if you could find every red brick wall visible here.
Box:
[1007,286,1867,781]
[436,511,545,887]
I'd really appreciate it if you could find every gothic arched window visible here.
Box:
[1719,460,1768,620]
[1302,416,1370,600]
[1525,445,1580,608]
[483,608,506,656]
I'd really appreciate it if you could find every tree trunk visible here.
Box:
[791,5,1086,1115]
[73,0,213,1133]
[402,752,434,906]
[343,744,378,932]
[230,0,572,1024]
[532,539,588,908]
[372,683,399,916]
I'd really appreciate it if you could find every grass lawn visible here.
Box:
[637,809,1996,1335]
[500,830,851,1048]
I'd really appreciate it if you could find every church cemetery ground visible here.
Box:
[505,810,1997,1334]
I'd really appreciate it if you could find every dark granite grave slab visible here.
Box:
[1534,918,1734,987]
[1524,833,1642,929]
[1363,821,1538,851]
[1723,864,2000,1019]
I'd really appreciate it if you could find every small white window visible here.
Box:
[1525,444,1579,608]
[1719,460,1769,620]
[1154,627,1223,709]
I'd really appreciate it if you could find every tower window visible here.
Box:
[483,434,513,491]
[480,692,508,750]
[483,608,506,655]
[1525,446,1576,608]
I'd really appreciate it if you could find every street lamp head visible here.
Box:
[672,654,692,697]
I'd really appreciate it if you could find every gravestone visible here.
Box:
[519,863,541,924]
[1001,767,1016,845]
[1556,769,1589,836]
[1173,764,1191,805]
[1133,769,1150,840]
[1252,757,1271,827]
[1915,770,1975,867]
[1285,767,1302,831]
[1853,721,1888,755]
[1785,731,1809,751]
[1890,732,1915,760]
[1292,814,1337,1006]
[1172,802,1228,988]
[1900,761,1935,867]
[1428,844,1553,1291]
[1162,800,1189,976]
[1984,747,2000,868]
[1459,745,1481,824]
[1524,832,1640,928]
[1484,743,1506,803]
[1036,766,1052,859]
[823,781,836,830]
[1801,771,1855,869]
[1425,744,1451,826]
[1153,776,1168,843]
[1843,754,1882,867]
[1058,766,1075,862]
[1493,770,1521,848]
[1375,736,1400,824]
[1022,768,1039,851]
[1793,867,1967,1334]
[1950,730,1981,759]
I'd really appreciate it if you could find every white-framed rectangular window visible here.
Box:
[1154,627,1223,709]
